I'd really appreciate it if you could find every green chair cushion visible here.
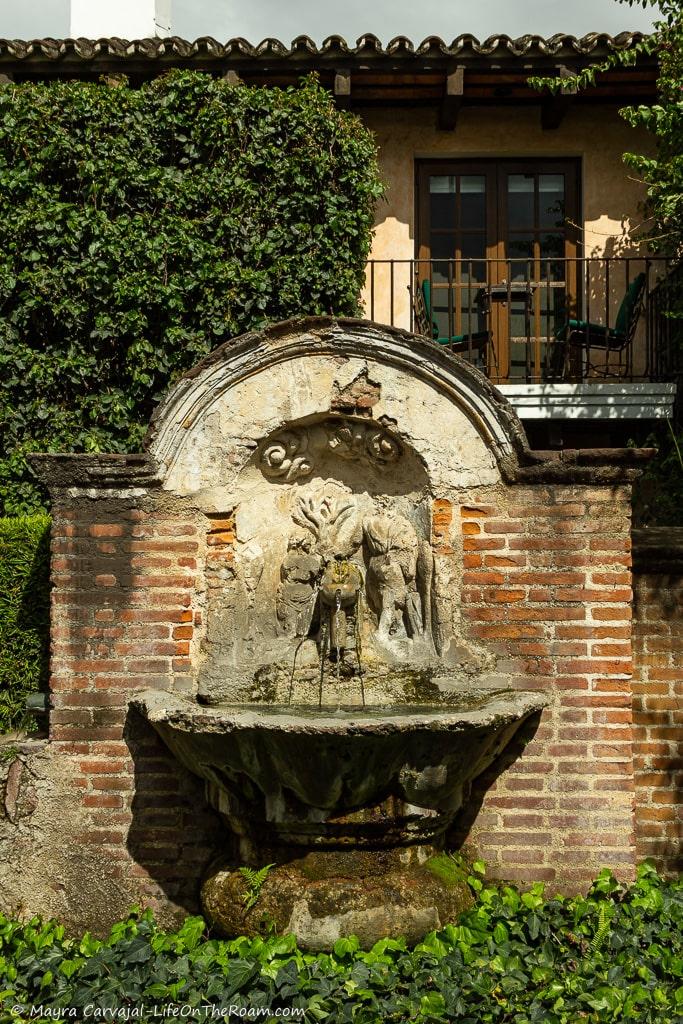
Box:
[558,319,620,340]
[422,280,488,349]
[614,272,646,336]
[435,331,489,346]
[421,279,440,340]
[555,273,646,346]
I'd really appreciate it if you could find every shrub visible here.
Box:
[1,863,681,1022]
[0,515,51,732]
[0,72,383,515]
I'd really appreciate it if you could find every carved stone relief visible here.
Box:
[291,492,359,557]
[364,515,425,641]
[198,403,492,704]
[325,420,401,467]
[260,430,313,483]
[260,417,401,483]
[197,449,496,706]
[276,536,323,637]
[269,484,436,667]
[276,491,362,638]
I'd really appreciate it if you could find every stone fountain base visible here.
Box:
[201,845,472,951]
[135,687,545,947]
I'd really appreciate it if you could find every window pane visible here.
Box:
[508,339,529,380]
[540,233,565,280]
[537,284,568,337]
[458,292,487,333]
[509,300,530,340]
[460,175,486,230]
[507,235,534,280]
[429,233,456,283]
[539,174,565,229]
[430,175,457,193]
[429,175,457,230]
[460,234,486,283]
[508,174,534,230]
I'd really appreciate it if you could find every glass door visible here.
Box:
[417,159,579,382]
[417,163,498,362]
[502,165,578,380]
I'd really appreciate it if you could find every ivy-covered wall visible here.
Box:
[0,72,383,515]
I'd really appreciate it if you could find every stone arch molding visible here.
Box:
[146,317,527,497]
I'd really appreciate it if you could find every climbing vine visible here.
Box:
[1,864,682,1021]
[0,72,383,515]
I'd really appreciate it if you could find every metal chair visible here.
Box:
[556,272,646,379]
[412,277,492,372]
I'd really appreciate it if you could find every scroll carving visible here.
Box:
[325,420,401,466]
[260,417,401,481]
[261,430,313,482]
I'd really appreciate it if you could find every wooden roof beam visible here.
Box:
[334,68,351,108]
[541,64,577,130]
[438,64,464,130]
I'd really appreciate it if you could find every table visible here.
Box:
[478,281,538,380]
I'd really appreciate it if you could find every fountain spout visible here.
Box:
[320,559,361,653]
[318,558,364,705]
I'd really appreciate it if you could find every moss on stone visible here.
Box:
[425,852,470,889]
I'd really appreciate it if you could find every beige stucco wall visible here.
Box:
[360,104,652,335]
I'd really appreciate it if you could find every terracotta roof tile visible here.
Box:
[0,31,649,65]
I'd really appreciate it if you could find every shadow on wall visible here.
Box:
[125,708,233,918]
[123,706,547,917]
[447,710,545,872]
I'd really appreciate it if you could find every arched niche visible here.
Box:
[143,317,528,704]
[146,317,526,502]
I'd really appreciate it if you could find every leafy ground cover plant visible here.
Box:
[0,72,383,516]
[0,514,50,732]
[0,863,680,1022]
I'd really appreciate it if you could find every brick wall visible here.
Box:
[632,538,683,877]
[452,484,637,887]
[42,480,681,917]
[48,496,227,917]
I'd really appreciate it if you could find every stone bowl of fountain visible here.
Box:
[135,670,544,950]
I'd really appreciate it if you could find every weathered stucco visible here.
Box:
[0,739,149,931]
[147,320,518,493]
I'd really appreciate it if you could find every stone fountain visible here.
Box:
[131,318,547,948]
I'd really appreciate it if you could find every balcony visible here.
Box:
[363,257,680,422]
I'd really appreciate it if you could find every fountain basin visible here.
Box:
[134,687,547,848]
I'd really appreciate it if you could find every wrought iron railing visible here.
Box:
[362,256,681,385]
[647,260,683,388]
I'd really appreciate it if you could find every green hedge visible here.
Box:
[0,72,383,515]
[1,864,681,1022]
[0,515,51,732]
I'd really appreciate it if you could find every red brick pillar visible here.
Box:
[46,486,222,912]
[455,484,637,888]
